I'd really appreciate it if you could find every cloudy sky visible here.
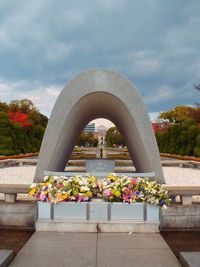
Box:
[0,0,200,127]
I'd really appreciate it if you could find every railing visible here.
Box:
[164,185,200,206]
[0,184,30,203]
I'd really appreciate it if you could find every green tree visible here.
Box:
[105,127,125,147]
[194,133,200,157]
[77,132,98,147]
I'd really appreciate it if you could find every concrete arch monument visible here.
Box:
[35,69,164,183]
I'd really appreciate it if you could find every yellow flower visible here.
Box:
[114,190,121,197]
[55,192,62,198]
[45,181,51,187]
[108,175,117,182]
[29,188,36,196]
[62,193,69,200]
[86,191,92,197]
[88,176,96,183]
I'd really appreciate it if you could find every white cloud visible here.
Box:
[0,79,62,116]
[0,0,200,115]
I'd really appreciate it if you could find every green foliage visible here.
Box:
[194,133,200,157]
[105,127,125,147]
[159,106,200,124]
[156,119,200,157]
[159,106,194,123]
[77,132,98,147]
[0,100,47,156]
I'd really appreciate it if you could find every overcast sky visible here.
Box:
[0,0,200,126]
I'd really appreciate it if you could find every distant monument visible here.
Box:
[35,69,164,183]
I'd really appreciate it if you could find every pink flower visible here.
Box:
[130,191,137,199]
[131,178,137,185]
[104,189,112,197]
[39,193,47,201]
[57,182,63,188]
[122,194,129,202]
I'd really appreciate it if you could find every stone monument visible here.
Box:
[35,69,164,183]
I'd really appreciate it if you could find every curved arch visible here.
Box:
[35,69,164,183]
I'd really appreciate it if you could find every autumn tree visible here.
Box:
[0,101,8,112]
[0,99,48,156]
[159,106,194,123]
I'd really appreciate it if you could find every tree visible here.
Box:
[7,112,32,128]
[8,99,37,113]
[159,106,194,123]
[155,116,200,157]
[194,84,200,106]
[0,99,47,156]
[105,127,125,147]
[194,84,200,91]
[0,101,9,112]
[77,132,98,147]
[194,133,200,157]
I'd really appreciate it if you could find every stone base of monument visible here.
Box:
[36,220,160,233]
[36,202,160,233]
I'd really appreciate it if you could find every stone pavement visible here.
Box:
[9,232,181,267]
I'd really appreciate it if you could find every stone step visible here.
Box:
[180,252,200,267]
[0,250,14,267]
[36,220,159,233]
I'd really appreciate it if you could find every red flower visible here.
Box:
[7,112,32,128]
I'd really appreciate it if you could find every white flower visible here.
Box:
[30,183,37,188]
[80,186,90,192]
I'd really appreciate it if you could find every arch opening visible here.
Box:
[46,92,151,174]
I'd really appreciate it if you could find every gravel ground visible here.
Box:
[0,165,200,200]
[0,165,200,185]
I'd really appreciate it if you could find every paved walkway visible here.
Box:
[9,232,181,267]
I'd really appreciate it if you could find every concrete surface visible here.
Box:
[0,201,36,228]
[36,221,160,233]
[35,69,164,183]
[0,250,13,267]
[9,232,181,267]
[180,252,200,267]
[160,206,200,229]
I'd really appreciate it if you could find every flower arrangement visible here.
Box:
[30,174,170,207]
[102,174,170,207]
[29,175,99,203]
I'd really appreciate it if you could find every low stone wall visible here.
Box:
[0,201,36,228]
[0,201,200,230]
[160,205,200,229]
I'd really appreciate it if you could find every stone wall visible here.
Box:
[160,205,200,229]
[0,201,36,228]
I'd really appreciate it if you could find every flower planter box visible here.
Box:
[146,204,160,222]
[37,202,52,220]
[53,202,87,221]
[37,201,160,223]
[89,201,108,221]
[110,203,144,221]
